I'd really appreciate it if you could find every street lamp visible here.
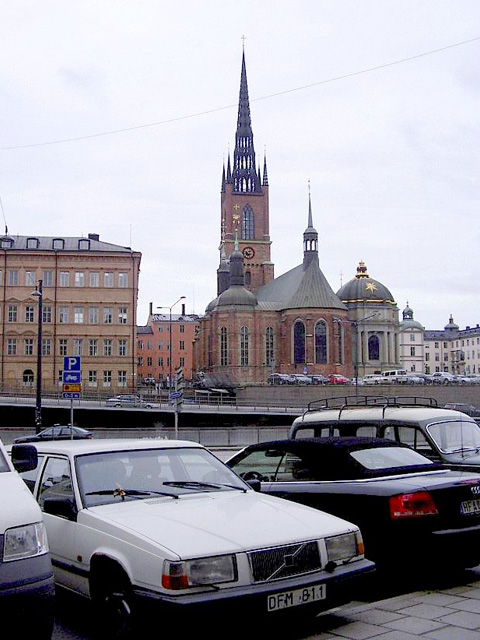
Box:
[157,296,185,391]
[31,279,43,433]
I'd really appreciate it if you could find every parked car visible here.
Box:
[0,438,54,638]
[289,395,480,470]
[291,374,312,385]
[226,437,480,572]
[106,394,160,409]
[362,374,387,385]
[431,372,458,385]
[13,439,374,635]
[311,375,329,385]
[14,425,93,443]
[328,374,349,385]
[444,403,480,418]
[267,373,291,385]
[381,369,409,384]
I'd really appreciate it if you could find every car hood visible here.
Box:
[0,472,43,529]
[81,490,356,559]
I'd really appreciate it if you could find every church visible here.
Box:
[194,51,400,386]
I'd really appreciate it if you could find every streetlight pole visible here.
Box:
[32,280,43,432]
[157,296,185,391]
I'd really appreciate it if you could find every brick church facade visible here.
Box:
[194,51,353,386]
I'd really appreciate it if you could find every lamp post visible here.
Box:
[157,296,185,391]
[31,279,43,432]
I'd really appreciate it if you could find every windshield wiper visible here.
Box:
[163,480,246,492]
[86,487,179,500]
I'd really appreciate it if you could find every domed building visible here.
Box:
[398,303,425,373]
[194,51,353,386]
[336,261,400,378]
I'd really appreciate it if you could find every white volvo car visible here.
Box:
[14,438,374,636]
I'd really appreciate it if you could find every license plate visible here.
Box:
[267,584,326,612]
[461,499,480,515]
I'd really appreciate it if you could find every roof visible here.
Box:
[293,406,475,426]
[0,234,138,254]
[20,439,203,456]
[256,261,346,311]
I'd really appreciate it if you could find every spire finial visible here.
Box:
[241,34,246,51]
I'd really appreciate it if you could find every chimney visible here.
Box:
[149,302,153,316]
[181,303,186,316]
[88,233,100,241]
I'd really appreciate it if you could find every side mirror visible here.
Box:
[43,496,77,520]
[11,444,38,473]
[247,479,262,492]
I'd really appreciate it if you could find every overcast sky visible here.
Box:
[1,1,479,330]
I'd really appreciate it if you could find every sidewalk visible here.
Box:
[307,570,480,639]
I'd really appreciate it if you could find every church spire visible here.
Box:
[232,49,261,194]
[303,182,319,270]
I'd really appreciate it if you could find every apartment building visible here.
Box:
[0,233,141,393]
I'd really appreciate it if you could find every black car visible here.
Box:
[227,437,480,573]
[14,425,93,443]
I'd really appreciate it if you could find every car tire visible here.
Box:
[91,563,135,639]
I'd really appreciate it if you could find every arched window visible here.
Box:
[265,327,274,366]
[23,369,34,386]
[240,326,249,366]
[207,335,213,367]
[242,205,254,240]
[315,321,327,364]
[293,321,306,364]
[337,322,344,365]
[220,327,228,366]
[368,335,380,361]
[245,271,251,286]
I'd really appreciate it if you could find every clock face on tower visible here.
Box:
[243,247,255,259]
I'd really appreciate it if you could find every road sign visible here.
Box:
[63,356,81,372]
[169,391,183,399]
[62,392,81,399]
[63,371,82,384]
[63,383,82,393]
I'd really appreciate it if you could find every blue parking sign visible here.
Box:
[64,356,81,372]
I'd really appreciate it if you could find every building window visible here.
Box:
[158,357,163,367]
[25,306,35,323]
[118,307,127,324]
[118,371,127,387]
[103,307,113,324]
[336,321,344,365]
[103,371,112,387]
[23,369,34,384]
[315,321,327,364]
[42,306,52,323]
[242,205,255,240]
[158,326,164,333]
[293,321,306,365]
[59,307,69,323]
[179,357,185,367]
[265,327,274,367]
[88,371,97,387]
[60,272,70,287]
[52,238,64,250]
[24,338,34,356]
[89,339,98,356]
[8,270,18,286]
[180,325,185,333]
[368,335,380,361]
[147,357,153,367]
[43,270,54,287]
[59,339,68,356]
[410,346,416,356]
[138,340,144,349]
[8,305,18,323]
[74,307,84,323]
[103,339,113,356]
[220,327,228,366]
[75,272,84,287]
[118,273,128,288]
[89,272,99,287]
[26,237,39,249]
[42,338,51,356]
[240,326,249,366]
[25,271,36,287]
[425,352,430,361]
[179,341,185,351]
[89,307,99,324]
[73,339,83,356]
[104,272,114,288]
[7,338,17,355]
[410,333,416,342]
[118,339,127,356]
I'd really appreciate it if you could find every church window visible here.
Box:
[265,327,274,366]
[368,335,380,361]
[220,327,228,366]
[293,321,306,365]
[207,335,213,367]
[245,271,251,286]
[240,326,249,366]
[315,321,327,364]
[337,321,344,365]
[242,206,254,240]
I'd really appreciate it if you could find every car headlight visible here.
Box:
[162,555,236,590]
[326,531,364,565]
[3,522,49,562]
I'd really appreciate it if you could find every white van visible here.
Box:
[0,439,54,639]
[381,369,408,383]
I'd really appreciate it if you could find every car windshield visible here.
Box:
[427,420,480,454]
[350,446,434,470]
[76,447,248,507]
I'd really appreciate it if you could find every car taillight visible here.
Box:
[390,491,438,519]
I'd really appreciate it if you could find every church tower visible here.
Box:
[220,48,274,295]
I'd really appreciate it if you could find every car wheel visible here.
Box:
[91,564,134,639]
